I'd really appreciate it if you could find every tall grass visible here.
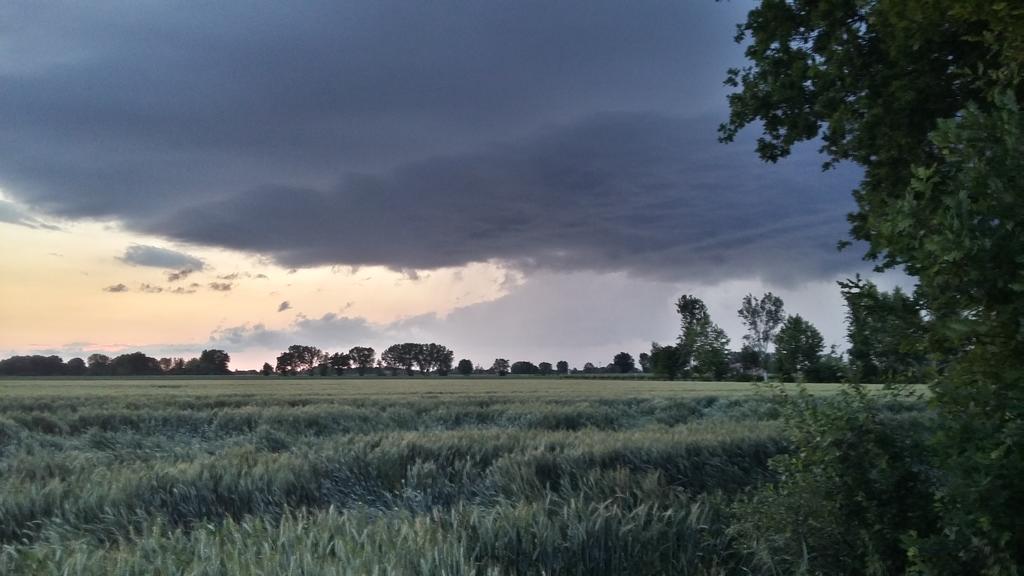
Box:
[0,379,925,574]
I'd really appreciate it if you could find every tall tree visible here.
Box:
[197,349,231,374]
[382,343,419,376]
[555,360,569,375]
[638,352,651,373]
[348,347,376,376]
[723,1,1024,569]
[275,351,296,375]
[491,358,510,376]
[456,358,474,376]
[87,353,111,376]
[328,352,351,376]
[839,277,929,383]
[612,352,635,374]
[260,362,274,376]
[65,357,87,376]
[538,362,553,375]
[774,315,825,382]
[737,293,785,381]
[649,343,681,380]
[279,345,324,375]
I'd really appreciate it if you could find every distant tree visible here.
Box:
[538,362,553,375]
[275,351,296,375]
[612,352,635,373]
[774,315,825,382]
[0,355,66,376]
[158,357,174,373]
[382,343,419,376]
[737,344,760,373]
[805,345,847,384]
[315,362,332,376]
[738,292,785,381]
[328,352,351,376]
[434,346,455,376]
[839,277,929,383]
[87,353,112,376]
[110,352,161,376]
[638,352,651,373]
[556,360,569,375]
[285,345,325,375]
[673,294,731,380]
[456,358,474,376]
[415,343,453,375]
[649,343,681,380]
[491,358,510,376]
[65,357,87,376]
[582,362,597,374]
[197,349,231,374]
[692,324,731,380]
[260,362,274,376]
[510,361,539,375]
[348,347,376,376]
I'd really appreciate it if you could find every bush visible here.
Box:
[732,384,936,575]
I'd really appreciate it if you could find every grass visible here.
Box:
[0,378,919,574]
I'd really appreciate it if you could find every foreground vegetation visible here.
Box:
[0,378,922,575]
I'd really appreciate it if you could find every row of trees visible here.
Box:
[0,350,232,376]
[647,282,927,384]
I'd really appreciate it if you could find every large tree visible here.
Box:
[612,352,635,374]
[348,347,376,376]
[737,293,785,381]
[555,361,569,375]
[456,358,474,376]
[197,349,231,375]
[723,1,1024,570]
[839,277,929,383]
[675,295,731,380]
[327,352,351,376]
[491,358,510,376]
[382,343,419,376]
[774,315,825,382]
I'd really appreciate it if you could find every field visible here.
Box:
[0,378,895,575]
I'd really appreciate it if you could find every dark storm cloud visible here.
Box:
[0,200,60,230]
[277,301,292,313]
[120,245,204,270]
[208,282,232,292]
[156,114,862,283]
[0,1,862,282]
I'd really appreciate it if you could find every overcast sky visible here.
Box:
[0,1,896,369]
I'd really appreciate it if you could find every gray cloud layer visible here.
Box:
[0,1,862,283]
[120,245,204,270]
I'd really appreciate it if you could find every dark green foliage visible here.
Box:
[737,293,785,381]
[348,347,376,376]
[555,361,569,375]
[510,361,539,375]
[611,352,634,374]
[733,384,936,575]
[723,1,1024,570]
[456,358,474,376]
[110,352,162,376]
[491,358,510,376]
[839,277,929,384]
[538,362,553,375]
[773,315,824,382]
[649,343,681,380]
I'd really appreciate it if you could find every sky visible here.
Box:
[0,1,904,369]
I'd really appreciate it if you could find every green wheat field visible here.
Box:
[0,378,909,575]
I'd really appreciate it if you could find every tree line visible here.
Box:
[1,278,924,382]
[0,349,232,376]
